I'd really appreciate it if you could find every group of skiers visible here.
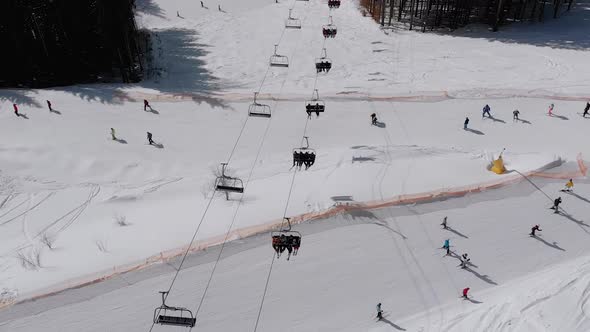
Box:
[272,233,301,260]
[462,102,590,130]
[370,113,378,125]
[293,150,316,169]
[315,61,332,73]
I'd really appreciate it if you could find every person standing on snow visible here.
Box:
[530,224,542,237]
[548,103,554,116]
[513,109,520,121]
[13,103,19,117]
[111,128,116,141]
[584,102,590,118]
[47,100,52,112]
[376,303,383,320]
[371,113,377,125]
[462,287,470,299]
[552,197,562,213]
[143,99,152,111]
[564,179,574,192]
[441,216,448,229]
[482,104,491,118]
[460,253,470,268]
[464,117,469,130]
[443,239,450,255]
[147,132,154,145]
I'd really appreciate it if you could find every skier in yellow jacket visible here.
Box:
[564,179,574,192]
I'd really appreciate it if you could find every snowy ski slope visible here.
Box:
[0,0,590,330]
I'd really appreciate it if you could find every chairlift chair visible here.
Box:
[153,291,196,328]
[305,89,325,115]
[270,44,289,67]
[315,48,332,73]
[271,218,302,259]
[215,163,244,200]
[248,92,271,118]
[292,136,317,169]
[322,16,337,38]
[328,0,341,8]
[285,9,302,29]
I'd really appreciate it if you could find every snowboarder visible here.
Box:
[513,109,520,121]
[482,104,491,118]
[376,303,383,320]
[548,103,554,116]
[13,103,19,117]
[564,179,574,192]
[371,113,377,125]
[47,100,52,112]
[584,102,590,118]
[464,117,469,130]
[462,287,470,299]
[441,216,448,229]
[530,224,542,237]
[111,128,116,140]
[460,253,470,268]
[552,197,562,213]
[443,239,450,255]
[147,132,154,145]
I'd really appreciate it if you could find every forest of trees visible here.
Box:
[0,0,147,88]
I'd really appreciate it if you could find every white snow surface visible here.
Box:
[1,0,590,329]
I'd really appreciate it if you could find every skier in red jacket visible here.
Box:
[13,104,19,117]
[462,287,470,299]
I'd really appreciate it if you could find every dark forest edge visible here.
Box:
[0,0,150,88]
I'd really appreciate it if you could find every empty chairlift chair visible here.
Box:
[285,9,302,29]
[328,0,341,8]
[315,48,332,73]
[248,92,271,118]
[305,89,325,117]
[322,16,337,38]
[271,217,302,260]
[215,163,244,200]
[292,136,316,170]
[270,44,289,67]
[153,291,196,328]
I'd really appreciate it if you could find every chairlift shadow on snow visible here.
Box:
[531,235,565,251]
[380,317,406,331]
[464,128,484,135]
[352,156,376,163]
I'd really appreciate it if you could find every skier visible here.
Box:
[460,253,470,268]
[371,113,377,125]
[564,179,574,192]
[552,197,562,213]
[464,117,469,130]
[218,4,221,11]
[513,109,520,121]
[111,128,116,140]
[143,99,151,111]
[548,103,554,116]
[443,239,450,255]
[482,104,491,118]
[441,216,448,229]
[147,132,154,145]
[584,102,590,118]
[462,287,470,299]
[530,224,542,237]
[47,100,52,112]
[13,103,19,117]
[200,1,204,7]
[376,303,383,320]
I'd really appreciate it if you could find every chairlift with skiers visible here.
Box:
[153,291,196,328]
[215,163,244,200]
[305,89,325,116]
[285,9,302,29]
[328,0,341,8]
[271,217,302,260]
[248,92,271,118]
[315,48,332,73]
[270,44,289,67]
[322,16,337,38]
[292,136,316,169]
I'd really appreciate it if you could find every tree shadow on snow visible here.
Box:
[380,318,406,331]
[0,90,41,107]
[135,0,166,18]
[464,128,485,135]
[531,235,565,251]
[446,0,590,50]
